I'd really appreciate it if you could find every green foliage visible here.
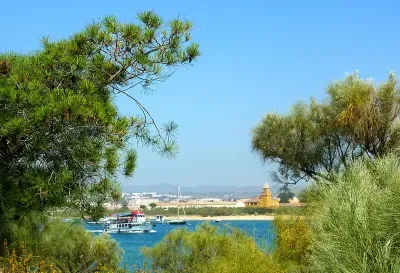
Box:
[273,216,311,271]
[252,72,400,184]
[2,213,122,272]
[274,206,306,216]
[142,222,283,273]
[308,155,400,272]
[0,11,199,223]
[278,184,295,203]
[139,205,147,209]
[95,263,157,273]
[148,203,157,209]
[141,207,276,217]
[0,243,63,272]
[297,183,322,204]
[241,207,275,215]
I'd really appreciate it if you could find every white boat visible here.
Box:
[99,216,117,224]
[103,210,153,233]
[86,215,117,225]
[214,218,221,223]
[150,215,165,224]
[167,185,187,225]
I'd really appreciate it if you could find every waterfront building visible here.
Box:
[244,183,279,208]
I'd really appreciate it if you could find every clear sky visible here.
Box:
[2,1,400,189]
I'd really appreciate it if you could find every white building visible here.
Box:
[127,197,159,207]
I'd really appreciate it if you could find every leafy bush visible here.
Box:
[2,213,122,272]
[142,222,283,273]
[297,183,323,204]
[274,206,306,216]
[0,242,62,273]
[308,155,400,273]
[273,216,311,271]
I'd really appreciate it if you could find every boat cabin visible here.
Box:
[103,209,153,233]
[113,209,147,224]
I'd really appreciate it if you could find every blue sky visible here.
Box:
[2,1,400,189]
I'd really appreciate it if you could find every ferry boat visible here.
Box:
[90,216,117,224]
[103,210,153,233]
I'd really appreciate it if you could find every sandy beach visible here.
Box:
[163,215,275,221]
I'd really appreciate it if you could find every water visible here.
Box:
[86,220,276,266]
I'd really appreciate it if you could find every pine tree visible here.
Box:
[0,11,200,222]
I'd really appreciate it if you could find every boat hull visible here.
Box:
[167,220,187,225]
[104,222,153,233]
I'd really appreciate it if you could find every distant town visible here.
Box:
[104,183,302,210]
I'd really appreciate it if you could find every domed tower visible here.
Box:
[260,182,272,207]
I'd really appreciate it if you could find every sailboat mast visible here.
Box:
[182,189,187,221]
[177,185,180,219]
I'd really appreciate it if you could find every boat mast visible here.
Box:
[182,188,187,221]
[177,185,180,219]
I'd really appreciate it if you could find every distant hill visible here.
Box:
[121,183,268,195]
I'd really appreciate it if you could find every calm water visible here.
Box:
[86,220,276,266]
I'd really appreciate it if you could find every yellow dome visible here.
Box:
[263,182,270,189]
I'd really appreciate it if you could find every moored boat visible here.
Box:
[167,219,187,225]
[167,185,187,225]
[150,215,165,224]
[86,214,117,225]
[104,209,153,233]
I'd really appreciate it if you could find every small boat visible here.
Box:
[167,185,187,225]
[168,219,187,225]
[150,215,165,225]
[214,218,221,223]
[103,209,154,233]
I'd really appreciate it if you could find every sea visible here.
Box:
[86,220,276,267]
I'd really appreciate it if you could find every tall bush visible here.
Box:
[273,216,310,270]
[2,213,122,272]
[308,155,400,273]
[142,222,283,273]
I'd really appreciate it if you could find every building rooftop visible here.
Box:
[245,198,260,203]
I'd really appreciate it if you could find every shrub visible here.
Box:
[142,222,283,273]
[297,183,323,205]
[273,216,311,271]
[2,213,122,272]
[0,242,62,273]
[308,155,400,273]
[274,206,306,216]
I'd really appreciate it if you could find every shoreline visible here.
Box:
[160,215,276,221]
